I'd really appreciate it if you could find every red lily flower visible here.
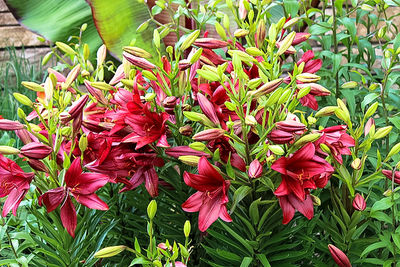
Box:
[39,158,109,237]
[272,143,334,201]
[0,154,34,216]
[315,125,355,164]
[122,105,169,149]
[182,157,232,232]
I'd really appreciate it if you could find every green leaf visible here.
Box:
[230,186,252,213]
[5,0,102,55]
[256,254,271,267]
[87,0,157,58]
[283,0,299,16]
[219,221,254,255]
[370,211,393,225]
[371,197,393,212]
[360,241,386,257]
[240,257,253,267]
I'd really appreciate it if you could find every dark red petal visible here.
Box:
[182,191,204,212]
[73,193,108,210]
[38,187,66,213]
[72,173,109,194]
[60,196,77,238]
[219,205,232,222]
[279,196,295,224]
[144,167,159,197]
[288,194,314,220]
[2,188,25,217]
[198,194,223,232]
[65,158,83,187]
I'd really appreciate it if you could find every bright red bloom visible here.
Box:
[182,157,232,232]
[39,158,109,237]
[315,125,355,164]
[122,105,169,149]
[272,143,334,201]
[0,154,34,217]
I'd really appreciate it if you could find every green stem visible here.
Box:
[331,0,340,98]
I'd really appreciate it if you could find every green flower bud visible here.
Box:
[184,220,191,237]
[373,126,392,139]
[181,30,200,51]
[13,93,33,106]
[269,145,285,155]
[55,42,75,55]
[364,102,378,119]
[94,246,126,258]
[147,200,157,220]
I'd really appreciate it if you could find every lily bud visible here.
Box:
[64,64,81,89]
[373,126,392,139]
[181,30,200,51]
[352,193,366,211]
[123,52,156,69]
[123,46,152,58]
[193,129,225,141]
[364,102,378,119]
[179,155,200,166]
[296,73,321,83]
[341,81,357,89]
[268,129,294,144]
[291,32,311,46]
[28,159,49,172]
[276,120,306,132]
[382,170,400,184]
[315,106,337,117]
[328,244,351,267]
[248,78,283,98]
[94,246,126,258]
[386,142,400,161]
[84,81,108,105]
[20,142,52,159]
[21,81,44,92]
[184,220,191,237]
[364,118,375,137]
[68,95,89,121]
[96,44,107,67]
[179,125,193,136]
[255,19,266,48]
[165,146,210,158]
[55,42,75,55]
[269,145,285,155]
[0,146,20,155]
[245,115,257,126]
[234,29,250,38]
[351,158,362,170]
[310,195,321,206]
[293,133,321,147]
[0,119,24,131]
[147,200,157,219]
[13,93,33,107]
[277,32,296,55]
[193,38,228,49]
[248,159,262,178]
[197,93,220,125]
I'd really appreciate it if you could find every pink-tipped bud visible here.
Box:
[352,193,366,211]
[328,244,351,267]
[178,59,191,70]
[84,80,108,105]
[0,119,24,131]
[20,142,52,159]
[123,52,156,69]
[193,38,228,49]
[267,129,294,144]
[248,159,263,178]
[68,95,89,120]
[165,146,210,158]
[28,159,49,172]
[297,83,331,96]
[15,129,34,144]
[382,170,400,184]
[197,93,220,125]
[109,64,125,85]
[292,32,311,46]
[193,128,225,141]
[179,125,193,136]
[364,118,375,137]
[276,120,306,132]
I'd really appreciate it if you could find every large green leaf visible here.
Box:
[5,0,102,53]
[87,0,156,58]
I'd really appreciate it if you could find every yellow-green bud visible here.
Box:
[142,70,157,81]
[234,29,249,38]
[293,133,321,147]
[215,22,227,40]
[297,85,311,99]
[365,102,378,119]
[277,32,296,56]
[373,126,392,139]
[181,30,200,51]
[245,47,264,56]
[269,145,285,155]
[184,220,191,237]
[55,42,75,55]
[386,142,400,161]
[179,155,200,166]
[296,73,321,83]
[351,158,362,170]
[13,93,33,106]
[320,143,330,154]
[0,146,20,155]
[147,200,157,220]
[42,51,53,66]
[21,81,44,92]
[79,134,88,153]
[245,115,257,126]
[341,81,357,88]
[94,246,127,258]
[189,142,207,151]
[315,106,337,117]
